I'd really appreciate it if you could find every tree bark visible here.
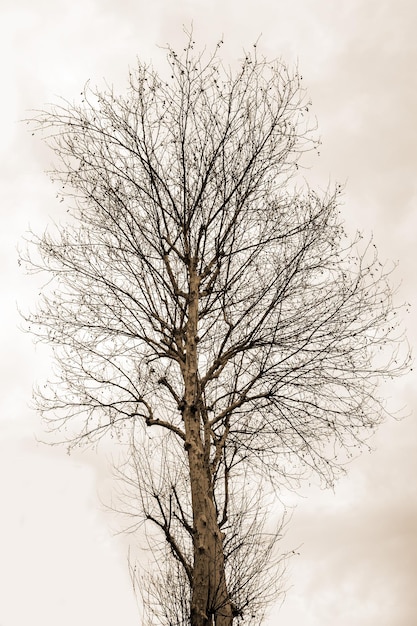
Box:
[183,264,233,626]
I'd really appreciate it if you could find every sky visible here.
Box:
[1,0,416,624]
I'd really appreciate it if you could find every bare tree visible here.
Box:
[22,33,410,626]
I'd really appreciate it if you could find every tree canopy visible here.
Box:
[23,35,410,625]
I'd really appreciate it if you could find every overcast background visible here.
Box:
[1,1,416,625]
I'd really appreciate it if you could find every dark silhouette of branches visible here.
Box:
[22,31,410,625]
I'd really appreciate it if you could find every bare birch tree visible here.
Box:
[22,34,409,626]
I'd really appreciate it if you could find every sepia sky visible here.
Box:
[1,0,416,624]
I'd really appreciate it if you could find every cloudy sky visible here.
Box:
[1,1,416,624]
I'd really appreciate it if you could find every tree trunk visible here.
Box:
[183,266,234,626]
[185,411,233,626]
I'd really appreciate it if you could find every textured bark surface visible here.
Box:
[186,426,233,626]
[183,266,233,626]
